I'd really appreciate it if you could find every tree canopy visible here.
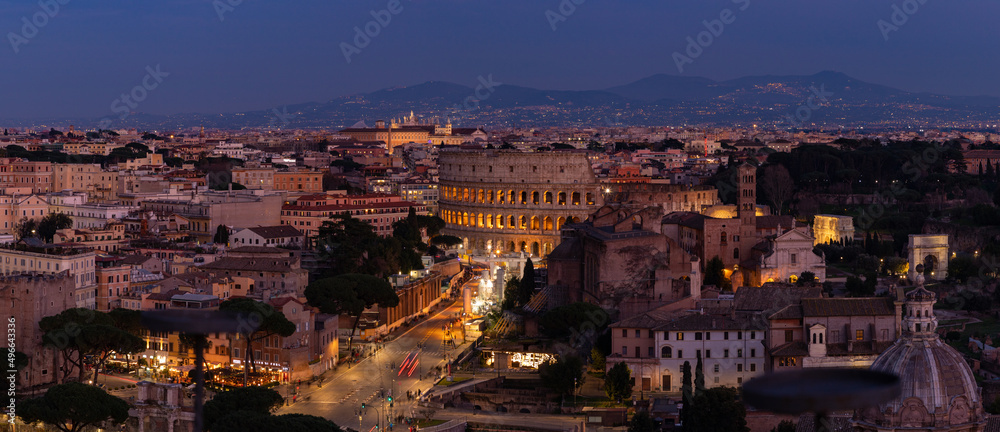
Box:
[683,387,749,432]
[604,362,632,402]
[214,224,230,245]
[304,274,399,349]
[204,386,285,431]
[538,355,583,395]
[538,302,607,339]
[19,382,129,432]
[218,298,296,385]
[519,258,536,305]
[39,308,144,383]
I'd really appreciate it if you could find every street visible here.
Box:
[278,299,470,431]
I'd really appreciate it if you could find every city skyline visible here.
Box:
[1,0,997,120]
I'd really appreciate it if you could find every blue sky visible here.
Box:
[0,0,995,119]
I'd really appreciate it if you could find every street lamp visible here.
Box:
[362,403,382,431]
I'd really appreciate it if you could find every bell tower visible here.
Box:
[737,162,758,265]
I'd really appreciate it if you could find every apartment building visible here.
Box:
[52,164,119,202]
[0,245,97,309]
[280,191,426,240]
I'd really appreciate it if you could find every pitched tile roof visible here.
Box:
[653,313,765,332]
[199,257,298,273]
[735,286,823,313]
[801,298,895,317]
[242,225,303,239]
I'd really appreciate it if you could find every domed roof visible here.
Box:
[906,286,937,302]
[854,285,986,431]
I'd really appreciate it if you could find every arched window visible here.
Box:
[586,192,594,205]
[720,232,727,243]
[572,192,581,205]
[661,346,672,358]
[477,213,484,227]
[543,216,553,230]
[519,215,527,230]
[508,215,515,228]
[497,214,504,228]
[544,191,553,204]
[556,216,565,230]
[530,216,539,230]
[558,192,567,205]
[478,189,485,203]
[462,213,469,226]
[488,190,495,203]
[520,191,528,204]
[532,191,540,205]
[498,190,505,204]
[486,215,494,228]
[462,188,469,201]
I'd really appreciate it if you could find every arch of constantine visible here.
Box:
[908,234,949,280]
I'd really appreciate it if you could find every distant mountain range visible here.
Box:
[7,71,1000,131]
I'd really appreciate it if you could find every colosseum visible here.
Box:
[438,148,603,257]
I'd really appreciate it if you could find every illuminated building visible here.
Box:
[438,148,603,257]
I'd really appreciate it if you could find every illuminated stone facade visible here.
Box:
[812,214,855,245]
[438,149,603,257]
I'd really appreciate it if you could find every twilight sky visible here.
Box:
[0,0,995,119]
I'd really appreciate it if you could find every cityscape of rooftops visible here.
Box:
[2,1,1000,432]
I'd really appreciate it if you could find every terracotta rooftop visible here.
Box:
[240,225,303,239]
[801,298,895,317]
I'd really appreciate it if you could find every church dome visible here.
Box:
[853,285,986,431]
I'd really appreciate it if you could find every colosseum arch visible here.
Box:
[496,214,504,228]
[520,191,528,204]
[544,191,553,204]
[508,241,516,252]
[488,190,495,203]
[462,188,469,201]
[519,215,527,230]
[520,241,528,253]
[531,242,540,256]
[486,215,494,228]
[558,192,567,205]
[567,216,579,224]
[543,216,553,230]
[478,189,485,203]
[532,191,540,204]
[507,215,515,228]
[556,216,565,230]
[572,192,581,205]
[530,216,539,230]
[477,213,484,227]
[544,242,553,255]
[509,190,516,204]
[586,192,595,205]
